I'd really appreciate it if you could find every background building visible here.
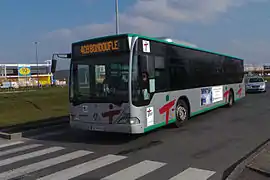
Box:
[244,64,270,76]
[0,60,53,88]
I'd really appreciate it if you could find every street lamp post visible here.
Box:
[115,0,119,34]
[34,42,40,87]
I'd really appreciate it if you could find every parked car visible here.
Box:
[245,76,267,93]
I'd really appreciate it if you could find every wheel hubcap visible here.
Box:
[177,106,187,121]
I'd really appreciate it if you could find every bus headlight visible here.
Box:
[117,117,140,124]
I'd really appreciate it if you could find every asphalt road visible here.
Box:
[1,86,270,180]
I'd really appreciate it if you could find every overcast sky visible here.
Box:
[1,0,270,69]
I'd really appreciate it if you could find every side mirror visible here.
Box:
[51,53,71,73]
[265,80,267,83]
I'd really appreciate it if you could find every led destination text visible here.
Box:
[80,40,119,55]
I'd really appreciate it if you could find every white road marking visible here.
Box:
[169,167,216,180]
[0,144,42,157]
[101,160,166,180]
[0,146,64,167]
[0,141,24,149]
[0,141,217,180]
[37,154,127,180]
[0,150,92,180]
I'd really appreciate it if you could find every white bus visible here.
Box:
[54,33,245,134]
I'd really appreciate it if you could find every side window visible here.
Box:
[190,59,210,87]
[154,56,167,91]
[169,57,189,90]
[223,58,233,84]
[211,55,224,86]
[137,54,167,93]
[138,55,155,77]
[235,59,244,82]
[137,55,154,100]
[95,65,106,84]
[223,58,243,84]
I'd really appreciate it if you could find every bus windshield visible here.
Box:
[70,53,129,105]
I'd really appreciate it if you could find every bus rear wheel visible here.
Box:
[175,100,189,127]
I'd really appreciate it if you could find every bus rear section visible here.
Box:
[69,35,144,133]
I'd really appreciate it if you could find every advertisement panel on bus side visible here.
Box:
[200,86,223,106]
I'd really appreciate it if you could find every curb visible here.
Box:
[0,132,22,140]
[222,139,270,180]
[0,116,69,140]
[0,116,69,133]
[22,123,69,138]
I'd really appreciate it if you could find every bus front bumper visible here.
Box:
[70,120,144,134]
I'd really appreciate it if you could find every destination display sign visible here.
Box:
[80,40,119,55]
[72,35,129,57]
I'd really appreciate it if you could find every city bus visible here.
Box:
[54,33,245,134]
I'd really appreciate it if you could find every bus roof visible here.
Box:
[72,33,243,60]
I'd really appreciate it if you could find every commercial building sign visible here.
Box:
[18,65,31,77]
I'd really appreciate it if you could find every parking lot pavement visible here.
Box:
[10,85,269,179]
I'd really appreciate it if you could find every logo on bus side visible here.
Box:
[102,104,121,124]
[223,86,230,102]
[237,85,242,97]
[142,40,150,53]
[159,95,176,125]
[146,107,154,127]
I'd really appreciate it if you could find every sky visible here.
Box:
[0,0,270,69]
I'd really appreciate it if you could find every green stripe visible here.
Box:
[144,102,225,133]
[144,103,225,133]
[143,97,244,133]
[191,96,244,117]
[235,96,244,102]
[190,102,226,117]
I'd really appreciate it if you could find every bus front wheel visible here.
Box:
[175,100,189,127]
[227,91,234,107]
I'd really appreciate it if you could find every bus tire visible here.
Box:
[175,100,189,127]
[227,91,234,107]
